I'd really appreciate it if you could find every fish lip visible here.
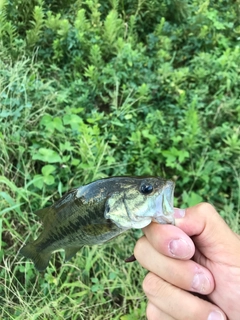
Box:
[153,181,175,224]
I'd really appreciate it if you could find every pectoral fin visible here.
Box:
[64,246,83,261]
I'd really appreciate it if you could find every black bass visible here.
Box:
[20,176,175,271]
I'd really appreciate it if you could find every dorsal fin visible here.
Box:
[35,207,49,220]
[35,207,55,226]
[34,188,78,225]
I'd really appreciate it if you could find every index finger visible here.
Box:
[142,222,195,260]
[175,202,240,265]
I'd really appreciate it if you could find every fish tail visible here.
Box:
[20,243,51,272]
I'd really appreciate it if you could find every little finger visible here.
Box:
[146,301,176,320]
[143,272,226,320]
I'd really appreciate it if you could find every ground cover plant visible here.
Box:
[0,0,240,319]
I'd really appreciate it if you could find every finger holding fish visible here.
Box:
[142,220,195,261]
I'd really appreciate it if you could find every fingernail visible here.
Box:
[192,273,211,293]
[208,310,225,320]
[124,254,136,263]
[174,208,185,218]
[168,238,191,258]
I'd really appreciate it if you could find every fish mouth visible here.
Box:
[153,181,175,224]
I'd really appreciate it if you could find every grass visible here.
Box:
[1,248,147,320]
[1,58,240,320]
[0,58,146,320]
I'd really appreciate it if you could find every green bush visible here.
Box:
[0,0,239,319]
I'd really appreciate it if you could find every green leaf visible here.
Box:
[178,150,189,163]
[33,174,44,189]
[40,114,52,127]
[53,117,64,132]
[182,191,203,207]
[41,165,56,176]
[32,148,62,163]
[124,114,132,120]
[43,175,55,185]
[63,114,83,130]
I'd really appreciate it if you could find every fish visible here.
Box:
[20,176,175,271]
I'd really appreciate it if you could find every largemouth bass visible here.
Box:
[20,176,175,271]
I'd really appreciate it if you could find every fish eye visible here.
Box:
[140,184,153,195]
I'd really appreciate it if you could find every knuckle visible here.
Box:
[197,202,215,211]
[196,202,217,216]
[142,272,165,297]
[146,302,157,320]
[133,236,146,259]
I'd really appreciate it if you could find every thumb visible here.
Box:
[175,202,240,265]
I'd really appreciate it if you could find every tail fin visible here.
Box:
[20,243,51,272]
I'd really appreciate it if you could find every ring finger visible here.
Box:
[143,272,226,320]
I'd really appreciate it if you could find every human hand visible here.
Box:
[134,203,240,320]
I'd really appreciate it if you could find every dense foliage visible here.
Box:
[0,0,239,319]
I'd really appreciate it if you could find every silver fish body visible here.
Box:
[20,176,175,271]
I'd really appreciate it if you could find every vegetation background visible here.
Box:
[0,0,239,319]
